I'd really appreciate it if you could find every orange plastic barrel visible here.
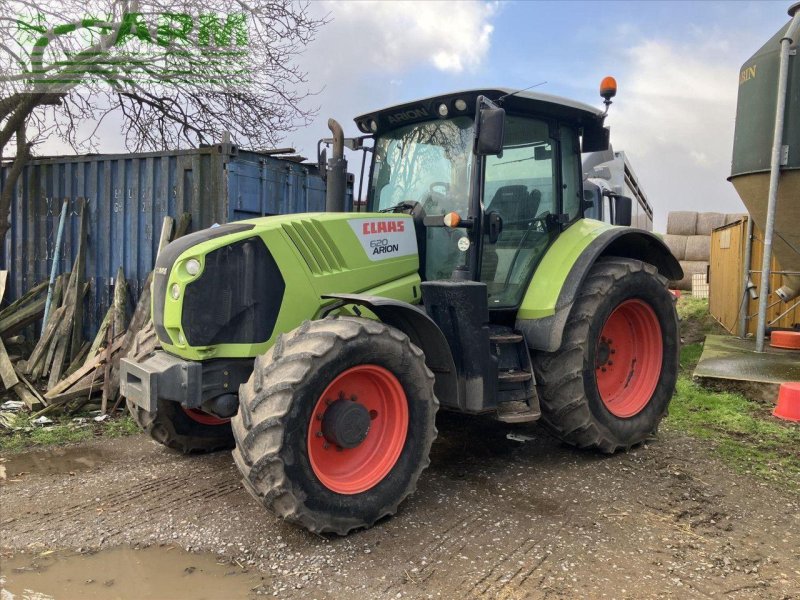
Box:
[773,382,800,422]
[770,331,800,350]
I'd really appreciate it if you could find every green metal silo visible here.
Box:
[729,3,800,332]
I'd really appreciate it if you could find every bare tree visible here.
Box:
[0,0,326,244]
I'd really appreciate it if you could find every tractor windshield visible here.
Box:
[369,117,474,280]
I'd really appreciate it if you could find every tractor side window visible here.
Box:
[481,116,556,308]
[560,124,582,223]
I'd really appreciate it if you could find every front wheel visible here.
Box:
[232,317,438,535]
[532,257,679,453]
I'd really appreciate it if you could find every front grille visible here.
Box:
[151,222,255,345]
[182,237,285,346]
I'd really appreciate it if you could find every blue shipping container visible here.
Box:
[1,143,351,338]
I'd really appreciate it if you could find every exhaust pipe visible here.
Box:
[325,119,348,212]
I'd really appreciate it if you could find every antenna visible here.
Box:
[495,81,547,104]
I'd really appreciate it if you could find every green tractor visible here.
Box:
[121,80,681,535]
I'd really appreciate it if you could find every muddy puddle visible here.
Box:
[0,447,112,480]
[0,546,268,599]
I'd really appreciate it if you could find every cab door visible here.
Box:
[479,116,558,308]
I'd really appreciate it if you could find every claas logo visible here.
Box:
[362,221,405,235]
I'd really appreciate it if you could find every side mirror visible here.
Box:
[476,106,505,155]
[613,195,632,226]
[582,123,610,152]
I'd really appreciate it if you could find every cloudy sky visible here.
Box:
[37,0,792,231]
[285,0,790,231]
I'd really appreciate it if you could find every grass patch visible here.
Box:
[666,376,800,491]
[665,299,800,492]
[0,413,140,452]
[677,296,712,322]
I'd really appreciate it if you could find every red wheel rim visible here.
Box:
[595,299,663,418]
[182,407,230,426]
[308,365,409,495]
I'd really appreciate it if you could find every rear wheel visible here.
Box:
[125,321,234,453]
[532,257,679,453]
[232,317,438,535]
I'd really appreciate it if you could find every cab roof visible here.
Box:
[354,88,604,135]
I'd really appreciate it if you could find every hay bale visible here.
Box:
[685,235,711,262]
[667,211,698,235]
[696,212,726,235]
[663,234,688,260]
[670,260,708,291]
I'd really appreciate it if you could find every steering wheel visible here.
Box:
[429,182,449,194]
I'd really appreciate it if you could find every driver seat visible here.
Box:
[488,185,541,228]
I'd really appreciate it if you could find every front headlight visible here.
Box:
[185,258,201,276]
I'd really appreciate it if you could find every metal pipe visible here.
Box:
[42,198,68,329]
[325,119,347,213]
[768,297,800,325]
[357,146,369,212]
[738,216,755,338]
[755,4,800,352]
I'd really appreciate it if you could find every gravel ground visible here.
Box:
[1,413,799,599]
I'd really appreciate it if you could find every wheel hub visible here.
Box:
[595,337,614,369]
[595,299,663,418]
[321,398,371,449]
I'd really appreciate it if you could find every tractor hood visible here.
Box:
[151,213,421,360]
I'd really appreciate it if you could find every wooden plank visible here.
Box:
[25,305,65,376]
[64,342,90,377]
[45,347,105,398]
[13,382,44,411]
[110,266,128,339]
[0,270,7,303]
[0,295,46,338]
[46,280,88,387]
[128,272,152,333]
[86,305,112,361]
[0,338,19,389]
[44,336,124,399]
[39,323,61,380]
[40,371,104,408]
[157,216,174,255]
[119,272,153,359]
[13,364,47,407]
[46,275,65,322]
[47,334,70,390]
[0,281,47,320]
[69,199,88,362]
[101,321,114,414]
[173,212,192,239]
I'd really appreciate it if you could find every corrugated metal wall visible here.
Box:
[228,150,340,220]
[1,145,339,338]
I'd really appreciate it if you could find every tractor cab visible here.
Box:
[356,88,611,309]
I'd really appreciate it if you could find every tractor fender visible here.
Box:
[517,228,682,353]
[321,294,460,408]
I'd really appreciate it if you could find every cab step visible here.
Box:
[496,400,541,424]
[498,369,532,383]
[490,332,524,344]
